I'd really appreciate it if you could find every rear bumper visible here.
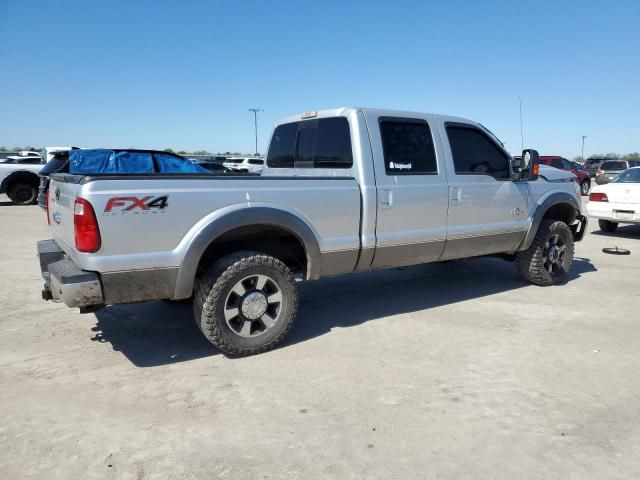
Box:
[38,239,104,309]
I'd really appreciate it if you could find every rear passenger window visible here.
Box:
[446,125,510,179]
[379,118,437,175]
[266,117,353,169]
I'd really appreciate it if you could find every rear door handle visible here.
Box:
[380,189,393,209]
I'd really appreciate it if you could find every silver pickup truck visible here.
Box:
[38,107,587,356]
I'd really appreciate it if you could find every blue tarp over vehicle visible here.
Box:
[69,149,210,174]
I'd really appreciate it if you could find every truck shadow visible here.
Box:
[590,224,640,239]
[92,256,596,367]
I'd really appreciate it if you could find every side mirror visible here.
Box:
[520,149,540,181]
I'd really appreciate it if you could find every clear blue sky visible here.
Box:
[1,0,638,158]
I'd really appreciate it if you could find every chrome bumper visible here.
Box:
[38,239,104,309]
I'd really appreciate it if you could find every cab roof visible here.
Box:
[275,107,479,128]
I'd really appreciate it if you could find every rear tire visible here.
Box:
[516,220,574,286]
[580,180,590,196]
[8,182,37,205]
[193,251,298,357]
[598,219,618,232]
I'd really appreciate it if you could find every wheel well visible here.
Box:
[196,225,307,277]
[543,202,577,225]
[3,171,39,192]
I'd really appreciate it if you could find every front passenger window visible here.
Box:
[446,125,510,179]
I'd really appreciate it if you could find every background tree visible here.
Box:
[624,152,640,160]
[163,148,175,153]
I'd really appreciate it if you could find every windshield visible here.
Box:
[614,169,640,183]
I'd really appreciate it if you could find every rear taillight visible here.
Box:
[74,198,101,252]
[589,192,609,202]
[45,184,51,225]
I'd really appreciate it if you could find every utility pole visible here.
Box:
[581,135,587,160]
[249,108,263,155]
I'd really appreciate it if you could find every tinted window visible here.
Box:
[248,159,264,165]
[266,117,352,169]
[602,161,628,170]
[267,123,297,168]
[296,124,316,168]
[379,119,437,175]
[314,117,352,168]
[550,158,564,169]
[446,126,510,179]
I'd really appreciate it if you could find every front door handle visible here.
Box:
[450,187,462,206]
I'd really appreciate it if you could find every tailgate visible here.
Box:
[48,174,82,253]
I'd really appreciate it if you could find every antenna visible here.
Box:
[519,96,524,151]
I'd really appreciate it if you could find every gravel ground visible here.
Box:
[1,194,639,479]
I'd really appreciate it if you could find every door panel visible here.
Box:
[365,113,449,268]
[438,122,529,260]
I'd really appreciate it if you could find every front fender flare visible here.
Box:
[173,207,322,299]
[518,192,580,251]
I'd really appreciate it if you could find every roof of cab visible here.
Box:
[274,107,478,128]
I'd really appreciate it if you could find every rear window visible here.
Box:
[601,161,627,170]
[267,117,353,169]
[614,169,640,183]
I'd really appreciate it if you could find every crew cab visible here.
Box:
[38,107,587,356]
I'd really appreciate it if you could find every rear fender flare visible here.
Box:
[173,206,321,298]
[0,170,40,194]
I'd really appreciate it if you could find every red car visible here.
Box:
[540,156,591,196]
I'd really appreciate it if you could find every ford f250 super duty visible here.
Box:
[38,107,587,356]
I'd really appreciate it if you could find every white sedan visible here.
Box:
[587,167,640,232]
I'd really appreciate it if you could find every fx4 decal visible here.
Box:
[104,195,169,215]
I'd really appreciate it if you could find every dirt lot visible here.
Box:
[1,195,639,479]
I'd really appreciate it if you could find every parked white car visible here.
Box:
[0,157,44,204]
[587,167,640,232]
[223,156,265,173]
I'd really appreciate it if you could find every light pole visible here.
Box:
[249,108,263,155]
[581,135,587,160]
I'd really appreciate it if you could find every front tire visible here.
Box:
[598,219,618,232]
[516,220,574,286]
[8,182,37,205]
[193,251,298,357]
